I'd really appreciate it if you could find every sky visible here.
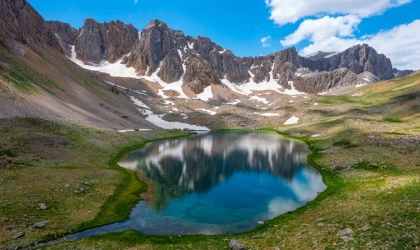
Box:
[29,0,420,70]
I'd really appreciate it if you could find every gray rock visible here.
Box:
[76,19,138,64]
[229,239,246,250]
[332,162,343,171]
[362,225,371,231]
[317,222,325,227]
[0,0,62,54]
[12,232,25,239]
[39,203,48,210]
[340,236,355,242]
[337,228,353,236]
[33,221,47,229]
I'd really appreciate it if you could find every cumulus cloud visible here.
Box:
[266,0,418,69]
[296,20,420,70]
[281,15,361,46]
[260,36,272,47]
[265,0,412,25]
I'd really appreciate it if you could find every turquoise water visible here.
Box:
[69,131,326,238]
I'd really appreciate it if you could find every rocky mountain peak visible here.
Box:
[0,0,62,54]
[75,18,138,64]
[146,19,168,30]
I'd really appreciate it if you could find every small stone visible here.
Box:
[33,221,47,229]
[337,228,353,236]
[341,236,354,242]
[64,184,70,188]
[362,225,370,231]
[257,221,265,225]
[12,232,25,239]
[332,162,343,171]
[317,222,325,227]
[39,204,47,210]
[229,239,246,250]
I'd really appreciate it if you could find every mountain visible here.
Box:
[53,18,396,95]
[0,0,155,130]
[0,0,62,54]
[1,0,407,101]
[393,68,415,78]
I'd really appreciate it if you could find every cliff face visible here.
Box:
[120,20,395,94]
[0,0,62,54]
[46,21,79,45]
[300,44,394,81]
[75,19,138,64]
[42,16,397,95]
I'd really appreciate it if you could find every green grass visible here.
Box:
[2,70,34,93]
[0,118,191,249]
[383,116,403,122]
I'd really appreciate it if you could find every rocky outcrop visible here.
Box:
[301,44,394,81]
[75,19,138,63]
[293,68,362,93]
[393,68,414,78]
[47,21,79,56]
[55,18,395,95]
[0,0,62,54]
[46,21,79,45]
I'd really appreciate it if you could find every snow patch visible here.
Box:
[254,112,280,117]
[70,46,140,79]
[250,95,269,104]
[143,110,209,130]
[195,108,217,116]
[324,52,338,58]
[195,85,213,101]
[284,115,300,125]
[226,99,241,105]
[118,129,151,133]
[130,96,150,109]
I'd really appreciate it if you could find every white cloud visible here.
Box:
[265,0,412,25]
[267,0,418,69]
[295,20,420,70]
[260,35,272,47]
[281,15,361,46]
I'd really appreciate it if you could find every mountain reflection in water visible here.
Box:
[67,131,326,237]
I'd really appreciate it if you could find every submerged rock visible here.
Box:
[229,239,246,250]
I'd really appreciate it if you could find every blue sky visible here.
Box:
[29,0,420,69]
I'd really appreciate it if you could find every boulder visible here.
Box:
[229,239,246,250]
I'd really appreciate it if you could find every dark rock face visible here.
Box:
[122,21,395,94]
[0,0,62,53]
[293,68,361,93]
[46,21,79,45]
[76,19,138,64]
[301,44,394,81]
[46,21,79,56]
[393,68,414,78]
[56,18,395,95]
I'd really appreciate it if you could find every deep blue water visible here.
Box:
[69,131,326,238]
